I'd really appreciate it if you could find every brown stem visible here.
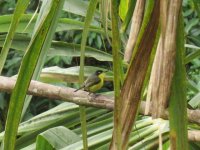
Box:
[123,0,145,63]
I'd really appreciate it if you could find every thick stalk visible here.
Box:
[109,0,123,149]
[79,0,99,149]
[169,13,188,150]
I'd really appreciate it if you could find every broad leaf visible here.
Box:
[36,126,81,149]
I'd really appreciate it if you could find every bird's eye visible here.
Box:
[96,70,103,75]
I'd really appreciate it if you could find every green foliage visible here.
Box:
[0,0,16,14]
[169,14,188,150]
[0,0,29,73]
[36,126,80,149]
[78,1,99,149]
[0,101,170,149]
[0,0,200,149]
[183,0,200,106]
[2,0,65,149]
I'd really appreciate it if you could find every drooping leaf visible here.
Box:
[21,0,67,121]
[0,34,113,62]
[187,79,200,93]
[119,0,129,21]
[78,0,99,149]
[0,14,35,33]
[0,14,108,35]
[169,14,188,150]
[63,0,100,18]
[185,18,199,34]
[185,44,200,64]
[189,92,200,108]
[192,0,200,19]
[120,0,137,33]
[0,0,30,73]
[2,1,65,149]
[36,126,81,149]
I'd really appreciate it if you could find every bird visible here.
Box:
[74,70,107,94]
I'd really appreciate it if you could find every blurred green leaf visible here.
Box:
[119,0,129,21]
[63,0,100,18]
[169,14,188,150]
[183,9,193,17]
[0,34,113,62]
[187,36,200,46]
[187,79,200,93]
[21,0,66,121]
[36,126,81,149]
[0,14,35,33]
[120,0,136,33]
[185,44,200,49]
[185,18,199,34]
[61,129,113,150]
[189,92,200,108]
[0,0,29,73]
[40,66,113,83]
[0,14,108,35]
[16,107,109,149]
[185,44,200,63]
[192,0,200,18]
[2,1,65,149]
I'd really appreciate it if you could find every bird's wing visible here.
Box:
[84,75,101,88]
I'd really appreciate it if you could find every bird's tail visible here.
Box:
[74,86,84,92]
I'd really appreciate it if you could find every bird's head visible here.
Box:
[95,70,104,75]
[95,70,108,79]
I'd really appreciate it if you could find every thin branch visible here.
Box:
[0,76,200,126]
[188,130,200,142]
[0,76,114,109]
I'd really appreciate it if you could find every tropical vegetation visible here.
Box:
[0,0,200,150]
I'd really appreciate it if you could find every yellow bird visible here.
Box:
[74,70,107,94]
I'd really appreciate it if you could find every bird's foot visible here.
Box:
[88,93,99,101]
